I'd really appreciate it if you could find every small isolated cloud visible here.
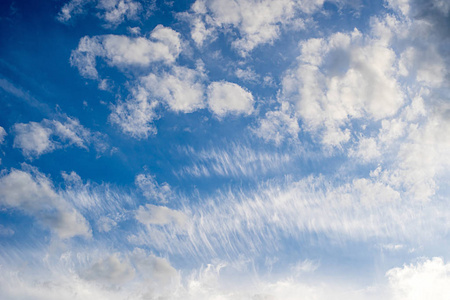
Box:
[71,25,182,79]
[387,257,450,300]
[253,101,300,146]
[207,81,254,117]
[82,254,135,285]
[135,173,172,203]
[136,204,187,227]
[0,126,7,144]
[0,167,91,239]
[12,117,107,159]
[13,122,54,157]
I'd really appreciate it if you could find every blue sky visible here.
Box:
[1,0,450,298]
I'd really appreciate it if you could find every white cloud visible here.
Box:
[281,28,404,147]
[12,117,107,158]
[71,25,182,79]
[136,204,187,227]
[207,81,254,117]
[109,87,159,138]
[139,66,205,113]
[0,168,91,239]
[387,257,450,300]
[0,126,6,144]
[175,142,294,178]
[184,0,326,54]
[349,137,381,162]
[135,173,172,203]
[253,101,300,145]
[58,0,144,27]
[13,122,54,157]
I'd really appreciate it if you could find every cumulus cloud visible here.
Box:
[135,173,172,203]
[71,25,182,79]
[58,0,145,27]
[0,168,91,239]
[13,122,54,157]
[387,257,450,300]
[139,66,206,113]
[183,0,326,54]
[207,81,254,117]
[12,117,107,159]
[281,28,404,147]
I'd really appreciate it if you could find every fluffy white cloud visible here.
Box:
[135,173,172,203]
[281,28,404,147]
[13,122,54,157]
[387,257,450,300]
[136,204,187,227]
[183,0,325,54]
[0,126,6,144]
[0,168,91,239]
[58,0,144,27]
[71,25,182,79]
[12,117,107,158]
[207,81,254,117]
[253,101,300,145]
[140,66,205,113]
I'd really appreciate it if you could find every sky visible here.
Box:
[0,0,450,299]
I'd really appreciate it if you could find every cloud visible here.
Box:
[135,173,172,203]
[109,65,206,138]
[0,167,91,239]
[281,28,404,147]
[387,257,450,300]
[0,126,6,144]
[12,117,107,159]
[207,81,254,117]
[58,0,146,27]
[175,142,295,178]
[82,254,135,285]
[136,204,187,227]
[252,101,300,145]
[109,87,159,138]
[0,224,14,237]
[139,66,206,113]
[13,122,54,157]
[71,25,182,79]
[183,0,326,54]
